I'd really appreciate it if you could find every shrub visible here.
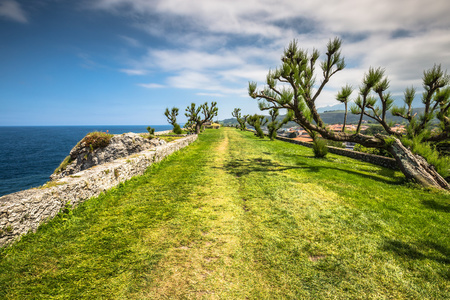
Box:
[82,132,113,150]
[146,126,155,139]
[326,140,345,148]
[403,137,450,180]
[173,123,183,134]
[313,137,328,158]
[353,144,393,158]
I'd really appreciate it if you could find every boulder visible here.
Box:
[51,132,166,180]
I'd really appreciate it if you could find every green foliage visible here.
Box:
[185,102,219,134]
[146,126,155,137]
[172,123,183,134]
[336,84,353,104]
[232,108,247,131]
[54,155,73,174]
[267,108,293,140]
[82,131,113,150]
[312,137,328,158]
[402,137,450,179]
[354,144,393,158]
[165,107,183,134]
[326,139,345,148]
[1,128,449,299]
[364,124,386,136]
[247,114,268,138]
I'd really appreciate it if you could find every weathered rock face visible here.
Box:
[0,134,197,248]
[51,133,166,180]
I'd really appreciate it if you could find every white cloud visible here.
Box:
[0,0,27,23]
[137,83,165,88]
[89,0,450,115]
[90,0,450,36]
[118,35,141,47]
[120,69,147,75]
[196,92,225,97]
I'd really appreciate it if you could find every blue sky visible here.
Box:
[0,0,449,125]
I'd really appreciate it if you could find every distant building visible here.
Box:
[204,121,220,129]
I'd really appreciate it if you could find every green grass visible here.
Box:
[0,128,448,299]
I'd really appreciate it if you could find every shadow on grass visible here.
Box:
[221,157,403,186]
[422,200,450,213]
[382,239,450,265]
[294,161,404,186]
[273,150,405,186]
[222,157,303,177]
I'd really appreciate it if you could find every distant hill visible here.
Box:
[318,108,426,125]
[220,107,427,127]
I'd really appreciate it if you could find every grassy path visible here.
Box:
[0,128,449,299]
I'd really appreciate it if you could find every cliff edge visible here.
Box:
[51,132,166,180]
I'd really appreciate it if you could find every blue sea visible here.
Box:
[0,125,172,197]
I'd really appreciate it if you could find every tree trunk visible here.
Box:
[387,138,449,190]
[195,124,201,134]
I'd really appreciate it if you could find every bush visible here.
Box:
[146,126,155,135]
[353,143,393,158]
[82,132,113,151]
[403,137,450,180]
[173,123,183,134]
[146,126,155,139]
[313,138,328,158]
[326,139,345,148]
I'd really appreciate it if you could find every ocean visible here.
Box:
[0,125,172,197]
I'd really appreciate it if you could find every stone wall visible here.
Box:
[275,136,398,170]
[0,134,198,248]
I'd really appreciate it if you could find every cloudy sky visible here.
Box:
[0,0,449,125]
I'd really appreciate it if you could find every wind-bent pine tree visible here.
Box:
[336,84,353,132]
[267,108,293,140]
[249,38,450,190]
[185,102,218,134]
[232,108,248,131]
[164,107,183,134]
[247,114,268,138]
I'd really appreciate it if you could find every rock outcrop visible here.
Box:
[0,134,197,248]
[51,132,166,180]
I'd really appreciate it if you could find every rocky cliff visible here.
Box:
[1,134,197,248]
[51,132,166,180]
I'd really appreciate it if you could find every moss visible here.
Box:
[54,155,73,174]
[36,181,67,189]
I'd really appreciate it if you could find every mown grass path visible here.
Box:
[1,128,449,299]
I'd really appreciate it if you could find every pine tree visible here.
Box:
[185,102,218,134]
[249,38,449,190]
[164,107,183,134]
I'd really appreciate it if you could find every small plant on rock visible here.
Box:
[146,126,156,138]
[82,132,113,150]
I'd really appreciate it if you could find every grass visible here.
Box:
[53,155,73,174]
[140,132,185,143]
[0,128,448,299]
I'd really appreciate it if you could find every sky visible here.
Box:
[0,0,449,125]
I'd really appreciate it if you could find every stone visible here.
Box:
[0,134,197,248]
[51,132,166,180]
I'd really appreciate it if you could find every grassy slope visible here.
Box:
[0,128,448,299]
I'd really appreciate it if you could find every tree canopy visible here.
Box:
[249,38,449,190]
[185,102,218,134]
